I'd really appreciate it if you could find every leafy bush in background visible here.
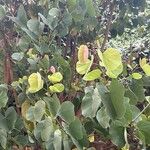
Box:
[0,0,150,149]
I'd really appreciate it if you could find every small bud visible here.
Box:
[49,66,56,73]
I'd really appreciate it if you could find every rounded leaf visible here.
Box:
[28,72,44,93]
[98,48,123,78]
[48,72,63,83]
[132,73,142,79]
[49,83,64,93]
[83,69,101,81]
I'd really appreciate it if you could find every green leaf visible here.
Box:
[109,124,125,148]
[85,0,96,17]
[58,101,75,123]
[53,129,62,150]
[0,5,5,20]
[67,0,77,11]
[11,52,24,61]
[26,106,35,121]
[5,107,17,131]
[27,19,40,35]
[97,83,116,119]
[137,120,150,144]
[130,79,145,102]
[110,79,126,119]
[81,86,101,118]
[96,107,110,128]
[63,135,71,150]
[48,72,63,83]
[53,54,71,86]
[44,94,60,117]
[49,8,60,17]
[49,83,64,93]
[0,91,8,109]
[34,100,46,122]
[0,129,7,149]
[34,117,53,142]
[83,69,101,81]
[125,88,138,105]
[17,5,27,27]
[69,118,83,140]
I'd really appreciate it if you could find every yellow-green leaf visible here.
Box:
[132,73,142,79]
[49,83,64,93]
[83,69,101,81]
[48,72,63,83]
[98,48,123,78]
[140,58,150,76]
[28,72,44,93]
[21,100,31,119]
[78,45,89,63]
[76,59,91,75]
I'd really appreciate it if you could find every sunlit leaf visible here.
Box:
[140,58,150,76]
[132,73,142,79]
[49,83,64,93]
[83,69,101,81]
[98,48,123,78]
[28,72,44,93]
[48,72,63,83]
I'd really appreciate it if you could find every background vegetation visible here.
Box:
[0,0,150,149]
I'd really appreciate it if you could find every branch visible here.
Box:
[101,1,115,51]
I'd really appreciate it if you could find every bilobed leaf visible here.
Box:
[58,101,75,123]
[110,79,126,119]
[98,48,123,78]
[83,69,101,81]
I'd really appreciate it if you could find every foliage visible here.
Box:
[0,0,150,149]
